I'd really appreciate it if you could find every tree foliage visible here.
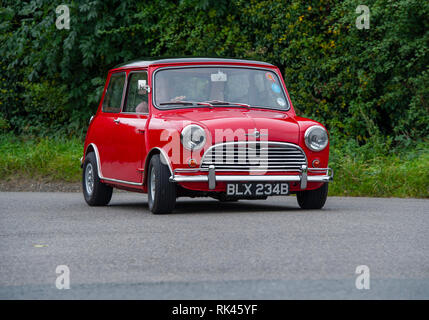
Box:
[0,0,428,143]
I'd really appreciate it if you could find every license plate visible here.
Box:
[226,183,289,196]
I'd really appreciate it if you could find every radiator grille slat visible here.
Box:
[201,142,307,172]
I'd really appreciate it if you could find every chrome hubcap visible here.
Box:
[150,168,156,202]
[85,163,94,195]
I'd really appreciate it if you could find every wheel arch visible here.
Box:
[83,143,104,179]
[143,147,173,186]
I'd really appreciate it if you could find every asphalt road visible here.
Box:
[0,192,428,299]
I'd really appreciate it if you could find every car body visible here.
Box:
[81,58,333,213]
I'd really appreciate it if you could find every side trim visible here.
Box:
[101,177,142,186]
[85,143,143,186]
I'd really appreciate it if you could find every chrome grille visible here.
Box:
[200,141,307,172]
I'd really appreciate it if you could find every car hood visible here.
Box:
[156,108,300,144]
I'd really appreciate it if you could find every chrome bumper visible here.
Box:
[169,165,333,190]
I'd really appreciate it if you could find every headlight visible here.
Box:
[181,124,206,151]
[304,125,328,151]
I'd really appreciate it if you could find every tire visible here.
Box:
[147,154,176,214]
[82,152,113,206]
[296,183,328,209]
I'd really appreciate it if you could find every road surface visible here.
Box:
[0,192,428,299]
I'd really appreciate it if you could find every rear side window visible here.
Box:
[102,72,125,113]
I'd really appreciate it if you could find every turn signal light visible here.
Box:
[312,159,320,167]
[188,158,198,168]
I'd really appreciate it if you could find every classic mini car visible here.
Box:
[81,58,333,214]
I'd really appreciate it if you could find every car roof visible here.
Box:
[114,57,274,69]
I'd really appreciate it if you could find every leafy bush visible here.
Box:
[0,0,427,144]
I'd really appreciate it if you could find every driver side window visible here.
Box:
[124,72,149,113]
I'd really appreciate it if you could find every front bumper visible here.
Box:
[169,165,333,190]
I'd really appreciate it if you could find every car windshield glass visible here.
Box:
[154,67,289,110]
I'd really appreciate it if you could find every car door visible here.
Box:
[97,71,127,181]
[110,70,149,183]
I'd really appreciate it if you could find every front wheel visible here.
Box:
[82,152,113,206]
[296,183,328,209]
[147,154,176,214]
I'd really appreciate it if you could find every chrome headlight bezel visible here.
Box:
[181,124,207,151]
[304,125,329,152]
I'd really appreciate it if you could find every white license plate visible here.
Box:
[226,183,289,196]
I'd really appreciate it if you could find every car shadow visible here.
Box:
[106,197,335,215]
[173,200,297,214]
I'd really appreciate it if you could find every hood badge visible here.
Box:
[245,129,268,139]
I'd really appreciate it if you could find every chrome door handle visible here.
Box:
[113,118,120,124]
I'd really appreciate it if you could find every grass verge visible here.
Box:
[329,152,429,198]
[0,134,428,197]
[0,134,82,182]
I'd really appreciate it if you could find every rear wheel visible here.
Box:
[82,152,113,206]
[296,183,328,209]
[147,154,176,214]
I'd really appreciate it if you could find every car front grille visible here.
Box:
[200,141,307,172]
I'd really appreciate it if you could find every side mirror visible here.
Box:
[138,80,151,93]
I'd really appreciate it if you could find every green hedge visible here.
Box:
[1,0,428,144]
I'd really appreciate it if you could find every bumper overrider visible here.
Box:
[169,165,333,190]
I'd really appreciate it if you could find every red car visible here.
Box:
[81,58,333,214]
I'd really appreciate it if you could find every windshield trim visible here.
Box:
[151,65,291,112]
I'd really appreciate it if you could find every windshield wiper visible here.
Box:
[159,100,253,109]
[159,101,214,108]
[203,100,250,108]
[159,101,194,106]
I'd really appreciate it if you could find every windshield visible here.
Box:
[153,67,289,110]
